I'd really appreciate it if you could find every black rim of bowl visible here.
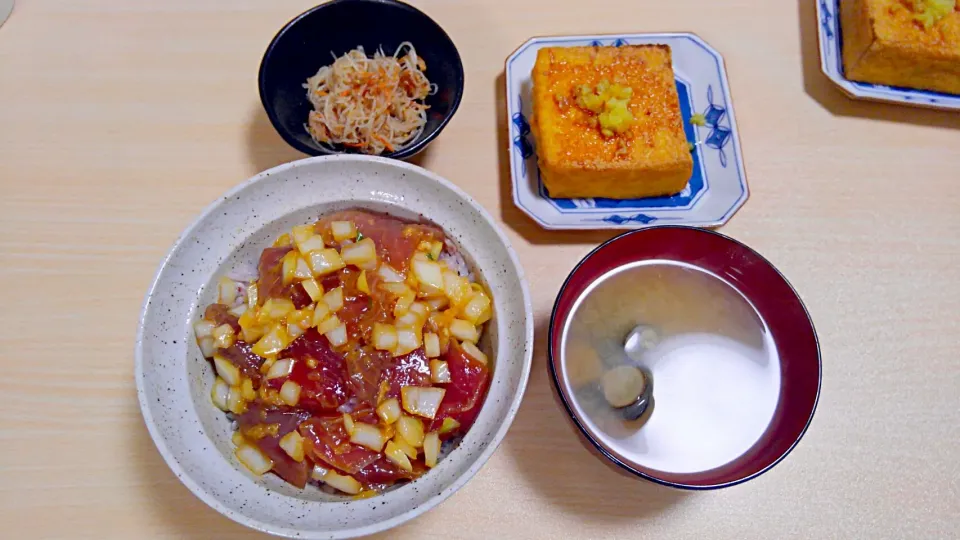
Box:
[546,226,822,490]
[257,0,465,160]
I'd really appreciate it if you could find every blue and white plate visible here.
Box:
[815,0,960,110]
[505,33,748,230]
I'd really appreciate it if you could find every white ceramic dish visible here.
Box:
[135,155,534,538]
[815,0,960,110]
[505,33,748,230]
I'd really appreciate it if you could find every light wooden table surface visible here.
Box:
[2,1,959,538]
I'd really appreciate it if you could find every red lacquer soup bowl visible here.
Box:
[548,227,820,489]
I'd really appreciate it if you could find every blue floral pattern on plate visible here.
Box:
[815,0,960,110]
[505,33,748,230]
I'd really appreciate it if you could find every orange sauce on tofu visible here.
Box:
[539,47,683,165]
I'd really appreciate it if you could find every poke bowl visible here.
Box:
[135,155,533,538]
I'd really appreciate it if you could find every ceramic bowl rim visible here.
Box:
[134,155,533,537]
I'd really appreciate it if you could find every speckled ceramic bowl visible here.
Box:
[135,155,533,538]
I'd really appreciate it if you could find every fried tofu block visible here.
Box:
[531,45,692,200]
[841,0,960,94]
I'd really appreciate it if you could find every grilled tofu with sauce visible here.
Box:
[841,0,960,95]
[531,45,692,200]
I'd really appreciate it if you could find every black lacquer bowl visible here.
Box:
[259,0,464,159]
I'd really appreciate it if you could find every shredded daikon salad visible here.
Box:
[304,43,436,155]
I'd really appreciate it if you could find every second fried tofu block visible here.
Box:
[841,0,960,95]
[531,45,692,199]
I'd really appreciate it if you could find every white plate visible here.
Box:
[815,0,960,110]
[505,33,748,230]
[135,155,533,538]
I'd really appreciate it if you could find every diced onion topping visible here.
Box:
[425,296,449,311]
[279,431,306,462]
[311,463,330,481]
[266,358,294,380]
[373,323,398,351]
[297,235,326,255]
[430,360,451,384]
[241,379,256,401]
[287,323,305,338]
[384,441,414,472]
[393,290,416,318]
[279,380,301,406]
[394,310,422,330]
[424,333,440,358]
[236,444,274,476]
[376,398,401,424]
[311,302,331,328]
[341,238,378,269]
[198,337,216,359]
[291,224,315,247]
[228,303,248,318]
[392,436,418,459]
[288,309,309,330]
[322,470,362,495]
[439,417,461,434]
[396,414,425,447]
[315,314,341,335]
[227,385,246,414]
[294,256,313,279]
[401,387,446,420]
[460,341,488,365]
[412,257,445,291]
[325,323,348,347]
[342,413,356,435]
[218,277,238,305]
[307,249,345,276]
[213,355,241,387]
[282,252,297,285]
[194,320,215,339]
[301,278,323,302]
[409,302,428,319]
[211,377,229,411]
[357,270,370,293]
[349,422,386,452]
[423,431,440,468]
[260,357,276,375]
[462,292,492,325]
[377,264,404,283]
[443,271,470,307]
[213,324,236,349]
[246,283,259,309]
[323,287,344,312]
[330,221,357,242]
[394,328,421,357]
[262,298,295,320]
[381,282,410,295]
[252,325,293,357]
[449,319,478,343]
